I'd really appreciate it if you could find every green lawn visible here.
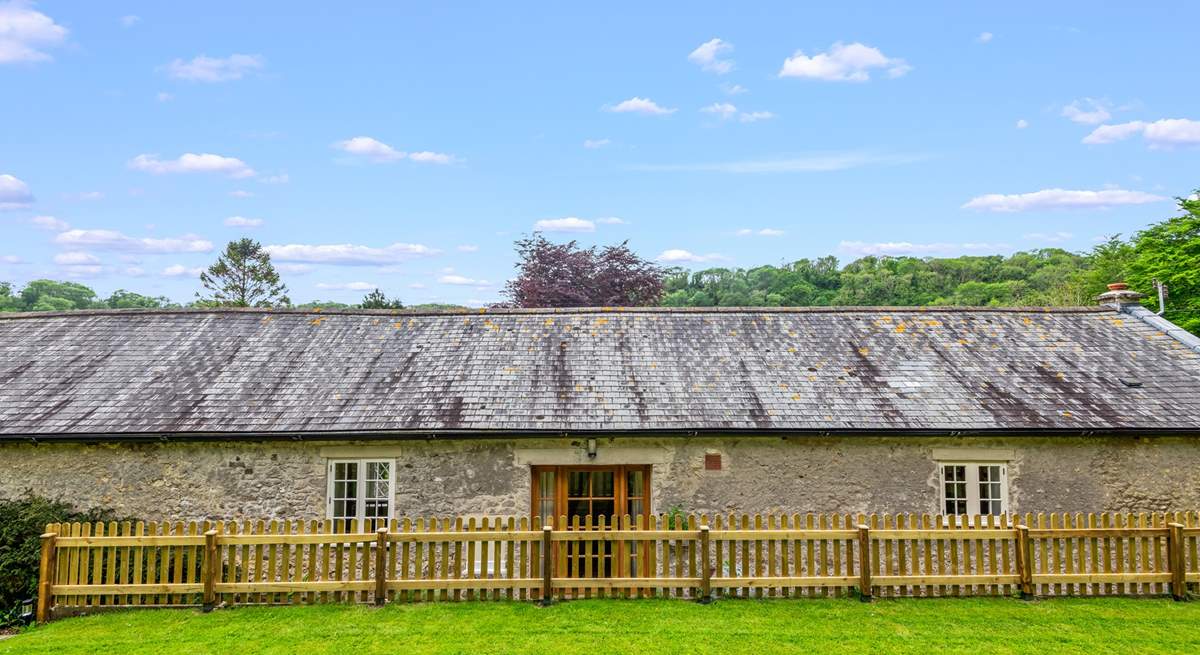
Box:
[3,598,1198,655]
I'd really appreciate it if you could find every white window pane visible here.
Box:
[335,462,358,481]
[367,461,390,481]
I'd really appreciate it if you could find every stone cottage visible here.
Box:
[2,288,1199,523]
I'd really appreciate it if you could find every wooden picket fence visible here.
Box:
[36,511,1200,622]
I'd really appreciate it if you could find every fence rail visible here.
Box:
[36,511,1200,622]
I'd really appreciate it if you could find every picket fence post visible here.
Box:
[1016,525,1034,600]
[539,525,553,606]
[374,528,389,606]
[856,524,871,601]
[1167,523,1187,601]
[698,525,712,604]
[202,529,218,611]
[36,532,57,623]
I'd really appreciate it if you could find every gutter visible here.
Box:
[4,426,1200,444]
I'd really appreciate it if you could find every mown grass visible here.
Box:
[3,597,1198,654]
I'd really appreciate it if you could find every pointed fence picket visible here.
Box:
[34,510,1200,622]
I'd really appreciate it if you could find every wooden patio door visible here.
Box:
[531,465,651,578]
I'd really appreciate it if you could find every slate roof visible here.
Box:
[1,306,1199,439]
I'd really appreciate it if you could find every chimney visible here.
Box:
[1095,282,1145,310]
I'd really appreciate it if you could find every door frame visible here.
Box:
[530,464,652,580]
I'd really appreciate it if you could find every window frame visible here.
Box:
[325,458,395,526]
[937,461,1008,517]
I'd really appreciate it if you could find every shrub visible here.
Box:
[0,494,127,627]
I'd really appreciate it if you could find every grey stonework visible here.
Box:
[1,435,1198,520]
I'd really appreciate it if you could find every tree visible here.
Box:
[104,290,176,309]
[0,282,16,312]
[1126,194,1200,334]
[503,234,665,307]
[360,288,404,309]
[18,280,98,311]
[198,238,290,307]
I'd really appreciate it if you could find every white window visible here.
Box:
[938,462,1007,516]
[326,459,394,524]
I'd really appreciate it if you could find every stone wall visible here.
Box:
[1,434,1197,520]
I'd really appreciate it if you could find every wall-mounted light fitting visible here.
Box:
[586,437,597,459]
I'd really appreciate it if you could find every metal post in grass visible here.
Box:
[1167,523,1187,601]
[539,525,553,606]
[856,524,872,602]
[375,527,389,606]
[1016,525,1034,600]
[698,525,712,604]
[36,532,57,623]
[202,529,218,612]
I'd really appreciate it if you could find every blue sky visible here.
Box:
[2,1,1198,306]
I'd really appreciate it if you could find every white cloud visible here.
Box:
[456,244,479,252]
[124,266,145,276]
[1016,119,1029,129]
[65,190,103,201]
[161,264,203,277]
[59,264,105,278]
[976,32,994,44]
[439,274,490,286]
[701,103,773,123]
[228,190,254,198]
[333,136,404,162]
[120,15,140,28]
[688,38,734,74]
[0,173,33,209]
[1143,118,1200,147]
[962,188,1167,212]
[1061,98,1112,125]
[533,217,595,233]
[55,229,214,253]
[316,281,376,291]
[31,214,68,231]
[53,251,99,265]
[701,102,738,120]
[408,282,426,289]
[721,83,747,95]
[1024,231,1074,243]
[1081,121,1146,144]
[265,242,439,265]
[1083,118,1200,148]
[656,249,726,263]
[633,151,925,174]
[224,215,263,227]
[583,138,611,149]
[163,54,264,82]
[275,263,314,274]
[0,1,67,64]
[839,241,1008,256]
[129,153,255,178]
[408,150,456,164]
[333,137,455,164]
[0,254,24,264]
[739,111,775,123]
[156,91,173,102]
[595,216,625,225]
[605,97,676,115]
[259,173,289,184]
[779,42,910,81]
[736,228,785,237]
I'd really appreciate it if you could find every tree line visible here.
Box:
[3,194,1197,334]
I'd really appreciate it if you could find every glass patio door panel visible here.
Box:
[530,464,651,579]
